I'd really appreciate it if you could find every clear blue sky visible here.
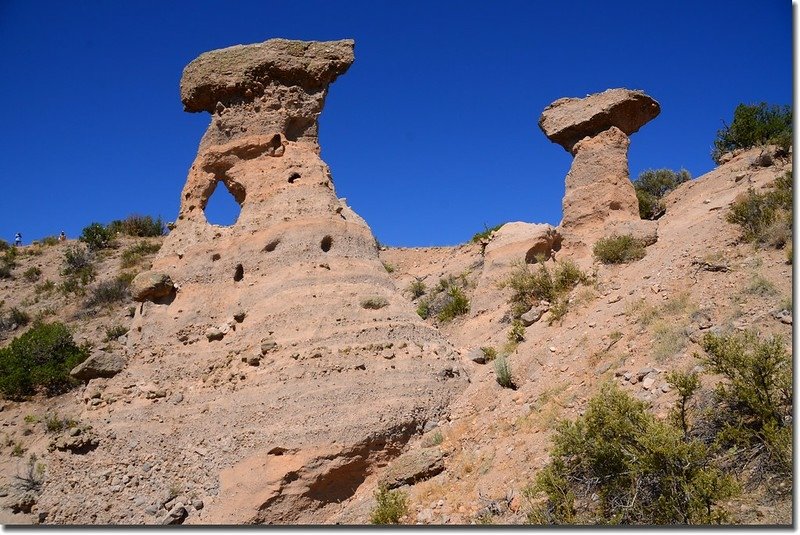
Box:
[0,0,793,246]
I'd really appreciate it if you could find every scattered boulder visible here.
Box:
[539,88,660,153]
[381,447,445,489]
[130,271,175,302]
[70,351,127,381]
[520,303,549,326]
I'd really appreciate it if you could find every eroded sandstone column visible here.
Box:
[539,88,660,243]
[39,39,465,525]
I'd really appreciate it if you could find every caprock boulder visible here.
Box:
[37,39,466,525]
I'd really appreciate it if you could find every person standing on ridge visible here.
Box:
[58,231,66,242]
[14,233,21,247]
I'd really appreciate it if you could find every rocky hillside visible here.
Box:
[0,39,792,526]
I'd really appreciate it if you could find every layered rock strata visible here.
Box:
[539,88,660,242]
[38,39,465,525]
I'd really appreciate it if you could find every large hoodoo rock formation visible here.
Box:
[539,88,660,245]
[37,39,465,525]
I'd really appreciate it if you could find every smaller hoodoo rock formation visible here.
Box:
[539,88,660,247]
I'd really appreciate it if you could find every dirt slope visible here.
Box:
[0,147,791,525]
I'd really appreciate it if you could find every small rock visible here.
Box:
[205,327,224,342]
[781,315,792,325]
[636,367,655,380]
[260,338,278,354]
[642,377,655,390]
[233,311,246,323]
[467,348,485,365]
[548,346,556,353]
[246,355,261,366]
[661,384,671,393]
[607,295,621,304]
[192,499,204,511]
[161,504,188,525]
[169,392,184,404]
[520,305,547,326]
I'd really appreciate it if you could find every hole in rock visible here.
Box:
[263,239,280,252]
[204,181,241,226]
[609,201,622,210]
[212,253,221,261]
[320,235,333,252]
[288,172,301,184]
[234,264,244,282]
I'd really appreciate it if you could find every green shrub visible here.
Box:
[593,234,646,264]
[0,249,17,279]
[524,384,738,525]
[508,319,525,344]
[22,267,41,283]
[665,370,701,436]
[44,413,78,434]
[361,296,389,310]
[471,223,504,243]
[0,240,8,251]
[633,169,691,220]
[494,355,515,389]
[727,171,792,247]
[79,222,115,251]
[382,261,395,273]
[712,103,792,163]
[437,286,470,322]
[120,241,161,268]
[108,215,166,237]
[0,322,89,399]
[60,245,95,296]
[502,260,590,319]
[370,484,408,524]
[0,307,31,332]
[104,325,129,341]
[701,332,792,475]
[407,279,426,299]
[480,346,498,362]
[416,299,430,319]
[35,279,55,295]
[61,244,94,277]
[40,236,59,247]
[86,274,132,308]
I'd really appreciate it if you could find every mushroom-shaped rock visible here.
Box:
[130,271,174,302]
[539,88,660,153]
[181,38,354,149]
[181,38,355,112]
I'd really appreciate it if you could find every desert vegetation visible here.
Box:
[501,259,590,323]
[79,215,166,251]
[523,330,790,525]
[0,322,89,399]
[727,171,792,248]
[633,168,691,220]
[712,103,792,163]
[593,234,646,264]
[415,274,471,322]
[370,484,409,524]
